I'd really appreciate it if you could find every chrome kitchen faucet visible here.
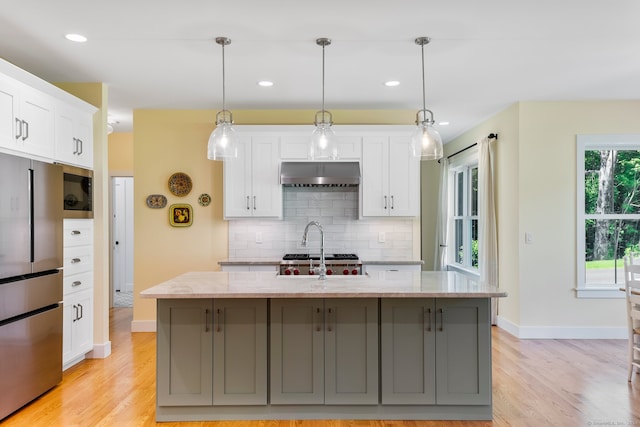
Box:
[301,221,327,279]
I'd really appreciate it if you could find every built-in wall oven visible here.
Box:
[61,164,93,219]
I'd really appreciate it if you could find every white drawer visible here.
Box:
[63,270,93,295]
[64,246,93,276]
[63,219,93,248]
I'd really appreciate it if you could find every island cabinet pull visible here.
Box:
[71,258,81,264]
[437,308,444,332]
[314,307,322,332]
[216,308,222,332]
[204,309,210,332]
[72,280,82,287]
[326,307,333,332]
[391,195,395,209]
[383,195,388,210]
[425,308,432,331]
[71,230,81,235]
[253,196,257,210]
[246,196,250,210]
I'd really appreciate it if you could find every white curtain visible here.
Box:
[478,136,499,323]
[434,158,449,270]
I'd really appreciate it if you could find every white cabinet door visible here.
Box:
[0,75,18,150]
[55,103,93,168]
[18,84,54,158]
[362,135,419,217]
[361,136,389,216]
[224,137,252,217]
[388,136,419,216]
[0,76,54,158]
[63,289,94,368]
[224,136,281,218]
[251,136,281,217]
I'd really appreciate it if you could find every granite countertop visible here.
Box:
[140,271,507,299]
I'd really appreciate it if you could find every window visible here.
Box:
[448,161,479,273]
[577,134,640,298]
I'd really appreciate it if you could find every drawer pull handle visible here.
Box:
[71,258,81,264]
[71,230,81,235]
[72,281,82,287]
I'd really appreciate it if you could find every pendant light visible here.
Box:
[309,38,339,160]
[411,37,443,161]
[207,37,238,161]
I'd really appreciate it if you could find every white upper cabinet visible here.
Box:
[55,102,93,169]
[0,58,96,166]
[361,135,419,217]
[0,74,54,159]
[224,135,282,218]
[280,127,362,160]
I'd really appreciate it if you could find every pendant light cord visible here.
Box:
[221,41,226,112]
[420,41,426,112]
[321,42,326,119]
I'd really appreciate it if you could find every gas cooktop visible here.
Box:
[282,253,359,261]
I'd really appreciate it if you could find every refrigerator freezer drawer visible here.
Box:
[0,304,62,420]
[0,272,62,323]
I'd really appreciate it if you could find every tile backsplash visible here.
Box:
[228,187,417,261]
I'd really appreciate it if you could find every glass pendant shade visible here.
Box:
[309,38,338,160]
[207,112,238,160]
[208,37,238,161]
[411,117,443,160]
[412,36,443,161]
[310,111,338,160]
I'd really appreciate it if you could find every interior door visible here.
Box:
[111,177,133,299]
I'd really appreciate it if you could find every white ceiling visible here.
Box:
[1,0,639,142]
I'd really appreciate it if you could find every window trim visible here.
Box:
[576,134,640,299]
[447,148,479,272]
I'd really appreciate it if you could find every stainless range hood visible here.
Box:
[280,162,360,187]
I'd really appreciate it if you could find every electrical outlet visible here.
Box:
[378,232,386,243]
[256,232,263,244]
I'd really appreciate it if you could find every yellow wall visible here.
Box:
[433,100,640,334]
[108,132,134,175]
[132,109,419,325]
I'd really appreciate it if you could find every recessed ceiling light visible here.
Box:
[438,121,450,126]
[384,81,400,87]
[257,81,273,87]
[65,33,87,43]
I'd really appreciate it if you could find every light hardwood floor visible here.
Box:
[2,308,639,427]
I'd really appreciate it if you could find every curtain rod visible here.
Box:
[438,133,498,163]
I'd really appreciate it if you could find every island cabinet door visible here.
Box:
[324,298,379,405]
[380,298,436,404]
[435,298,491,405]
[270,299,324,404]
[157,299,213,406]
[212,299,267,405]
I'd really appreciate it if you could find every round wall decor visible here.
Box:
[168,172,192,197]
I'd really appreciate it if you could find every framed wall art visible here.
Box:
[169,203,193,227]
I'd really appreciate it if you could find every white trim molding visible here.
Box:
[496,315,626,339]
[88,341,112,359]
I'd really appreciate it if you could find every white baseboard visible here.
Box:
[496,315,626,339]
[131,319,156,332]
[88,341,112,359]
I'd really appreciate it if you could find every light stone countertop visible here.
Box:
[140,271,507,299]
[217,259,424,266]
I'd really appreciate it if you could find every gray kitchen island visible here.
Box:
[140,270,507,422]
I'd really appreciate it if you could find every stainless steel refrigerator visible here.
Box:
[0,152,63,420]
